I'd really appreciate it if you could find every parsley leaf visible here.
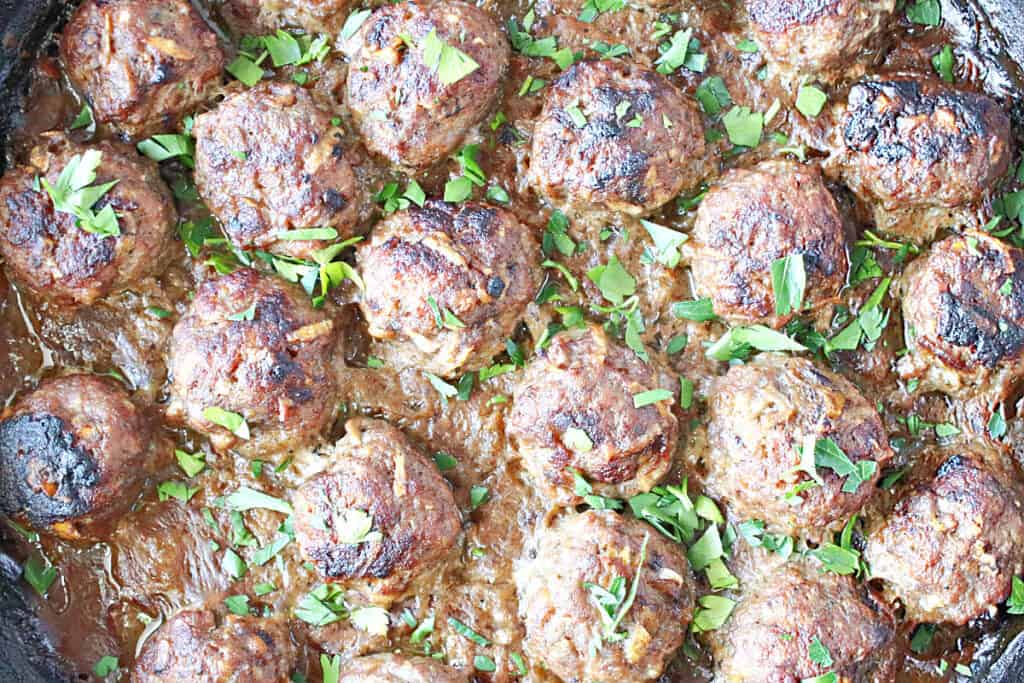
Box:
[771,253,806,316]
[421,30,480,86]
[40,150,121,236]
[722,106,764,148]
[906,0,942,26]
[706,325,806,361]
[795,84,828,118]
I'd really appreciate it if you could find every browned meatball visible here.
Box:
[0,374,160,540]
[864,448,1024,625]
[60,0,224,137]
[192,82,362,259]
[530,59,705,217]
[357,201,540,376]
[0,133,175,306]
[345,1,509,170]
[338,654,468,683]
[516,510,694,682]
[704,354,894,540]
[220,0,355,34]
[690,160,848,328]
[708,562,898,682]
[132,609,297,682]
[507,324,678,505]
[165,268,340,456]
[292,418,461,605]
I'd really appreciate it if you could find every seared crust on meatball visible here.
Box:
[292,418,461,604]
[864,448,1024,625]
[338,653,468,683]
[192,82,362,259]
[60,0,224,137]
[704,354,893,539]
[0,133,175,305]
[0,374,158,540]
[220,0,355,35]
[357,200,540,376]
[530,59,705,217]
[507,324,678,505]
[166,268,340,456]
[132,609,297,682]
[516,510,694,683]
[345,1,510,169]
[690,160,848,327]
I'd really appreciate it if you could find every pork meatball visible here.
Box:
[704,354,893,539]
[530,59,705,217]
[357,201,540,376]
[60,0,224,137]
[220,0,354,35]
[132,609,297,682]
[292,418,461,605]
[516,510,694,682]
[338,654,468,683]
[345,1,510,169]
[192,82,361,259]
[507,324,678,505]
[690,160,848,328]
[864,448,1024,625]
[0,133,175,305]
[0,374,159,540]
[166,268,340,456]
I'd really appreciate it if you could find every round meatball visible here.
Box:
[708,562,898,682]
[704,354,894,539]
[516,510,694,682]
[864,448,1024,625]
[0,133,175,305]
[133,609,297,682]
[530,59,705,217]
[0,374,158,540]
[507,324,678,505]
[357,201,540,376]
[338,654,468,683]
[345,1,510,169]
[220,0,355,34]
[192,81,362,259]
[166,268,340,456]
[690,160,848,328]
[292,418,461,605]
[60,0,224,137]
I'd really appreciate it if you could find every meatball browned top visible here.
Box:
[0,133,175,305]
[338,654,468,683]
[530,59,705,218]
[220,0,355,35]
[292,418,461,605]
[690,160,848,328]
[166,268,340,456]
[345,1,510,169]
[60,0,224,137]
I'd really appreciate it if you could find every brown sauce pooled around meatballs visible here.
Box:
[219,0,356,35]
[338,653,469,683]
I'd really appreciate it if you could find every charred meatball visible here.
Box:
[0,374,159,540]
[60,0,224,137]
[220,0,355,35]
[338,654,468,683]
[0,133,175,305]
[690,160,848,328]
[192,81,362,259]
[704,354,893,539]
[516,510,694,682]
[166,268,340,456]
[357,201,540,376]
[864,448,1024,625]
[345,1,510,169]
[292,418,461,605]
[507,324,678,505]
[132,609,297,682]
[530,59,705,217]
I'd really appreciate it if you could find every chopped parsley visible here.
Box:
[722,106,763,148]
[584,533,648,641]
[203,406,250,440]
[695,76,732,116]
[795,84,828,118]
[672,298,716,322]
[421,29,480,86]
[137,134,195,168]
[932,44,955,83]
[40,150,120,236]
[906,0,941,26]
[93,656,119,677]
[224,486,293,515]
[22,553,57,597]
[706,325,806,361]
[640,219,687,268]
[771,253,806,317]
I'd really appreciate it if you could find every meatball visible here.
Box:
[704,354,894,539]
[507,324,678,505]
[864,448,1024,625]
[192,81,362,259]
[357,201,540,376]
[345,1,510,169]
[0,374,159,540]
[338,654,468,683]
[220,0,355,35]
[708,562,898,682]
[530,59,705,217]
[516,510,694,682]
[690,160,848,328]
[165,268,340,456]
[292,418,461,605]
[0,133,175,306]
[60,0,224,137]
[132,609,297,682]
